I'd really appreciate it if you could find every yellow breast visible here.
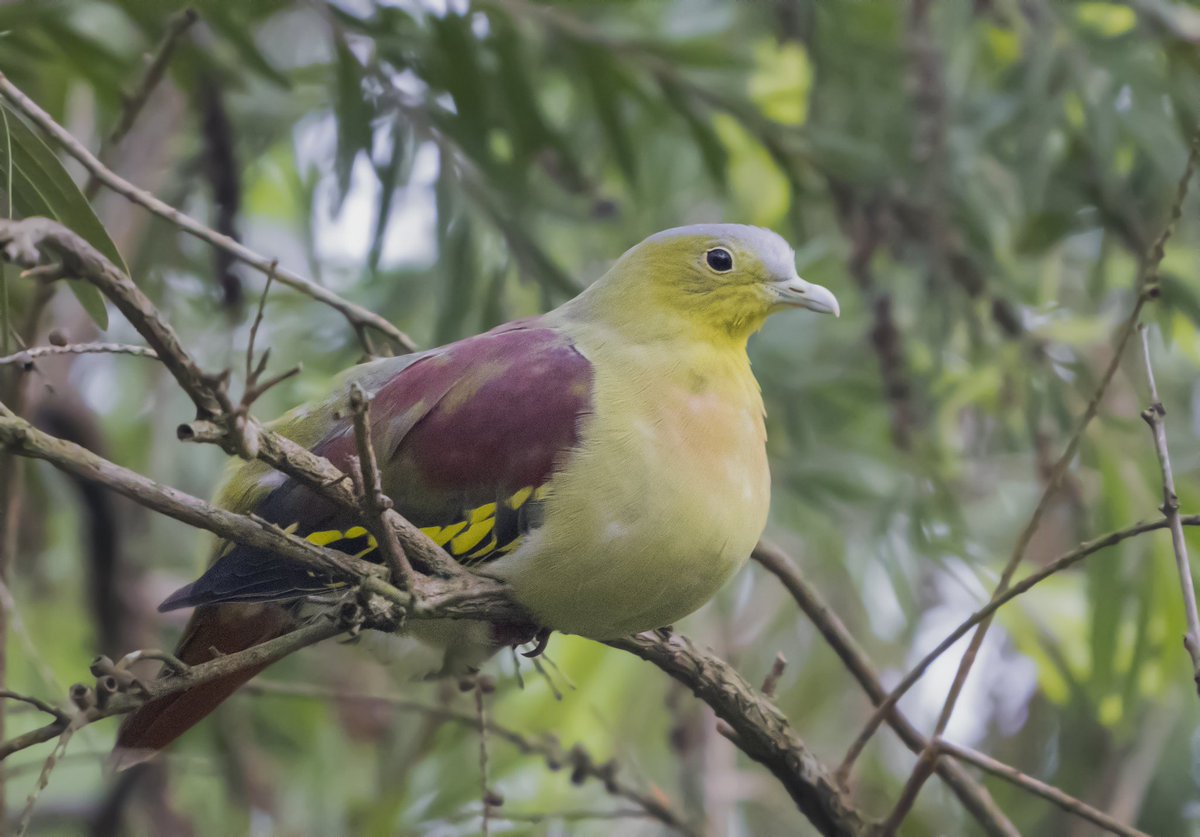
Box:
[486,329,770,639]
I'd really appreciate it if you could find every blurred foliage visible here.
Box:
[3,0,1200,834]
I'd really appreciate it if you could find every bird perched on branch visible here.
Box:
[114,224,839,764]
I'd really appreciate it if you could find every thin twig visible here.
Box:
[476,679,493,837]
[0,692,67,725]
[0,343,158,367]
[1138,324,1200,689]
[2,218,224,417]
[760,653,787,700]
[0,73,415,353]
[244,264,275,385]
[881,297,1148,831]
[232,270,302,419]
[875,125,1200,836]
[937,739,1150,837]
[241,364,301,410]
[115,649,190,676]
[348,383,416,590]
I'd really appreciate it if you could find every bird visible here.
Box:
[113,223,839,764]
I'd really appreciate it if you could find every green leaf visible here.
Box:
[479,264,509,333]
[658,76,727,188]
[430,13,490,163]
[1088,445,1129,692]
[490,15,552,161]
[1015,210,1076,254]
[1159,271,1200,330]
[200,2,292,88]
[749,39,812,127]
[434,218,477,345]
[331,32,373,217]
[712,114,790,227]
[36,19,130,102]
[367,121,411,274]
[577,45,639,189]
[1120,534,1158,710]
[0,99,127,329]
[1075,2,1138,37]
[1,264,10,357]
[639,35,753,70]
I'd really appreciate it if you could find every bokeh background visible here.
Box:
[3,0,1200,834]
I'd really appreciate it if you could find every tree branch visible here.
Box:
[0,691,69,725]
[0,408,373,586]
[607,631,875,836]
[1,217,224,417]
[0,343,157,367]
[0,73,414,352]
[0,407,526,626]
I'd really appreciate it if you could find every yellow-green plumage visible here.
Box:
[114,223,839,760]
[489,308,771,637]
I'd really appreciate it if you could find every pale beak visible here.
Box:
[771,276,840,317]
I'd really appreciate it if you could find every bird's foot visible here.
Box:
[335,599,366,640]
[489,621,550,655]
[520,627,552,659]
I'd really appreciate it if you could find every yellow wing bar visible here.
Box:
[298,486,544,566]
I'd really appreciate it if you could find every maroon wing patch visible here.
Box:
[383,322,594,491]
[160,321,594,610]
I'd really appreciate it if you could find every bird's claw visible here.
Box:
[521,627,552,658]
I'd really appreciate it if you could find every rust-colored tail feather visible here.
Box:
[111,603,293,769]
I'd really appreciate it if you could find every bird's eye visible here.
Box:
[706,248,733,273]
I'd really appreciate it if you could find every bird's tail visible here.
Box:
[111,603,294,770]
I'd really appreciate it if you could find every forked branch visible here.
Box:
[1138,324,1200,689]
